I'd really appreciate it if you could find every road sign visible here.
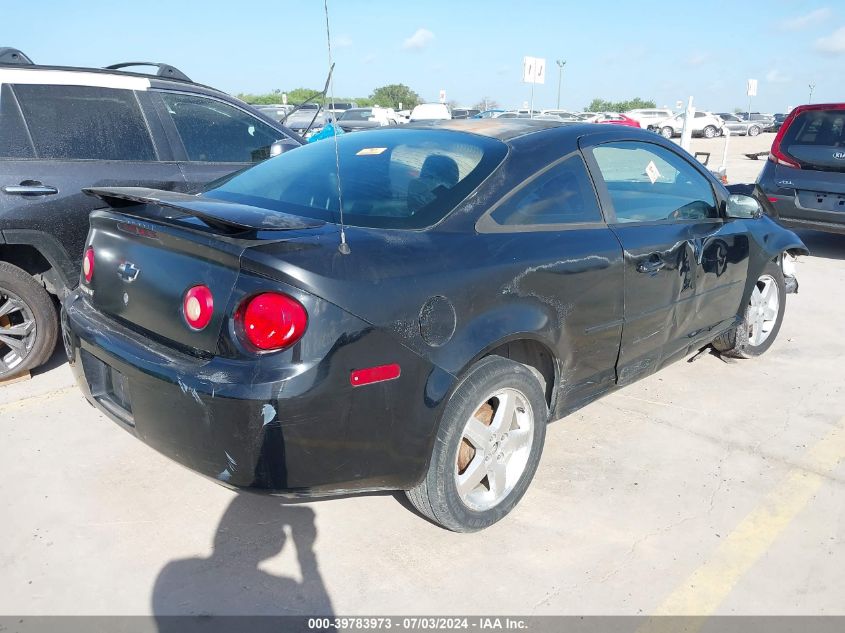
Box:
[282,93,288,105]
[747,79,758,97]
[676,100,684,109]
[439,89,446,104]
[522,56,546,84]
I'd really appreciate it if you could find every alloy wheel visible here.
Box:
[454,388,534,511]
[747,274,780,346]
[0,287,37,376]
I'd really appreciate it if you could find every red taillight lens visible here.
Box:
[183,285,214,330]
[240,292,308,351]
[83,247,94,283]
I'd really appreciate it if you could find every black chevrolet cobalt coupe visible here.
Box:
[62,120,807,531]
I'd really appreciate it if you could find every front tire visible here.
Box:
[748,125,761,137]
[0,262,58,378]
[703,125,718,139]
[660,126,674,139]
[712,261,785,358]
[406,356,548,532]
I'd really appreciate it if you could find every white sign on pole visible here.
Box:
[747,79,758,97]
[439,89,446,104]
[675,100,683,110]
[522,56,546,84]
[282,92,288,105]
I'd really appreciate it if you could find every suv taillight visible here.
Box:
[238,292,308,351]
[83,247,94,283]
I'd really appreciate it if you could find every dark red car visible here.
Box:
[595,112,641,128]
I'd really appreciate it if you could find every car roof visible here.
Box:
[0,62,226,96]
[407,118,567,140]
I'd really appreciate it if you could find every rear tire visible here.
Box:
[406,356,548,532]
[0,262,58,378]
[748,125,761,137]
[703,125,717,139]
[712,261,785,358]
[660,126,674,139]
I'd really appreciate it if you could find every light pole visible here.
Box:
[556,60,566,110]
[808,83,816,104]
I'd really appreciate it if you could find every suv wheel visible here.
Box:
[660,126,674,139]
[406,356,548,532]
[0,262,58,378]
[703,125,718,139]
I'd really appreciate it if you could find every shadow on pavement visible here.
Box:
[796,229,845,261]
[152,493,334,628]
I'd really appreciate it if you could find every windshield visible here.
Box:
[203,128,508,229]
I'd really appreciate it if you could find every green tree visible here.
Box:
[369,84,421,110]
[585,97,656,112]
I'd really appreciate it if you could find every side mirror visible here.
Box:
[270,138,300,157]
[725,194,763,219]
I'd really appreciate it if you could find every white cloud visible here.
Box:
[781,8,832,30]
[333,35,353,48]
[766,68,791,83]
[816,26,845,54]
[403,28,434,50]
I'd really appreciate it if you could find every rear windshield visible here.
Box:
[781,108,845,170]
[203,128,508,229]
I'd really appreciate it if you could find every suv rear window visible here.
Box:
[13,84,155,161]
[781,108,845,170]
[204,128,508,229]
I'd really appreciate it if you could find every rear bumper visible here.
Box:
[777,216,845,236]
[61,291,446,495]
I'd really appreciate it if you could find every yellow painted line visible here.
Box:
[0,386,79,416]
[639,416,845,632]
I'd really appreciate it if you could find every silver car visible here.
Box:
[717,113,764,137]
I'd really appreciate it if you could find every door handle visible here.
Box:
[637,255,666,274]
[2,183,58,196]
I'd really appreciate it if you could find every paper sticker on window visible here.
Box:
[356,147,387,156]
[645,160,661,184]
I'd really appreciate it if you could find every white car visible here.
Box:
[409,103,451,121]
[650,111,724,139]
[624,108,674,129]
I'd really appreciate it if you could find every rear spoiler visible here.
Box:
[83,187,323,233]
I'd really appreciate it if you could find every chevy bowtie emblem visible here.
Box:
[117,261,140,283]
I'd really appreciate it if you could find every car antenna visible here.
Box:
[323,0,350,255]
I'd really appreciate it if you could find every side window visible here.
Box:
[490,155,602,226]
[0,84,34,158]
[13,84,155,161]
[592,142,718,223]
[160,93,280,163]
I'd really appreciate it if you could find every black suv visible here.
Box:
[757,104,845,235]
[0,48,302,378]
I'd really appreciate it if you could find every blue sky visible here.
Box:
[8,0,845,113]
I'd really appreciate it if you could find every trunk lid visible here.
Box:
[82,188,324,355]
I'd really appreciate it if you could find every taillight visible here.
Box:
[768,107,803,169]
[183,285,214,330]
[83,247,94,283]
[238,292,307,351]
